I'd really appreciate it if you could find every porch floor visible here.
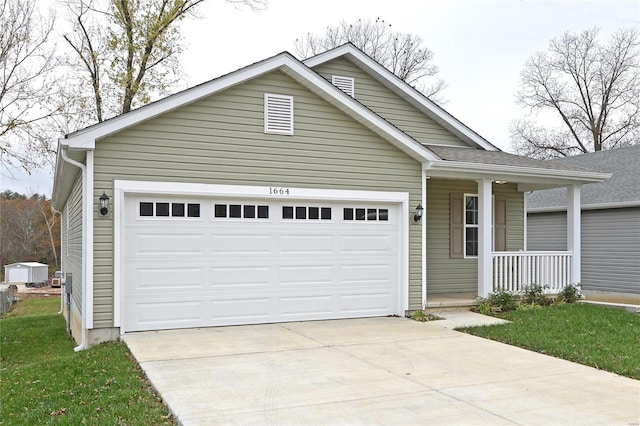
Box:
[425,292,478,310]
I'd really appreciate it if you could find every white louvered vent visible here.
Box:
[332,75,355,97]
[264,93,294,135]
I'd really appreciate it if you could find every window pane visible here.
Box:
[229,204,241,218]
[187,204,200,218]
[283,206,293,219]
[296,206,306,220]
[321,207,331,220]
[309,207,319,219]
[140,202,153,217]
[172,203,185,217]
[156,202,169,216]
[343,208,353,220]
[355,208,366,220]
[466,227,478,256]
[379,209,388,221]
[244,205,255,218]
[465,196,478,225]
[258,205,269,219]
[367,209,377,220]
[214,204,227,218]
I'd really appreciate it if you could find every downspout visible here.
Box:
[60,147,90,352]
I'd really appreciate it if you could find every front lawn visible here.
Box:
[0,296,175,425]
[458,303,640,380]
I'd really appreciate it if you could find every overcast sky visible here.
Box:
[2,0,638,196]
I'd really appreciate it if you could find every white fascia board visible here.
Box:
[64,52,435,163]
[304,45,499,151]
[429,161,611,184]
[528,200,640,213]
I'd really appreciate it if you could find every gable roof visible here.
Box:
[60,51,435,164]
[528,145,640,211]
[303,43,500,152]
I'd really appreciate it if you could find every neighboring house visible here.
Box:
[527,146,640,304]
[52,43,608,349]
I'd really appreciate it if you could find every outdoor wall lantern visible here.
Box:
[99,192,110,216]
[414,204,424,222]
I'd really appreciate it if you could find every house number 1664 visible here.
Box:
[269,187,290,195]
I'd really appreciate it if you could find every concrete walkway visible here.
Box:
[124,316,640,425]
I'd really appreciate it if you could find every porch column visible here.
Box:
[567,185,581,284]
[477,179,493,297]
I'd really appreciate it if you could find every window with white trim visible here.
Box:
[332,75,355,97]
[264,93,294,135]
[464,195,479,257]
[139,201,200,218]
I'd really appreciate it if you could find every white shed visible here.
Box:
[4,262,49,285]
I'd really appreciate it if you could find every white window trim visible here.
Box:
[264,93,294,135]
[136,199,203,221]
[332,75,355,97]
[463,193,495,258]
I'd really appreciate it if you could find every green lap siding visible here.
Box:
[63,173,83,314]
[312,57,467,147]
[92,70,424,327]
[426,179,524,294]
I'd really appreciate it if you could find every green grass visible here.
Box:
[458,303,640,380]
[1,297,175,425]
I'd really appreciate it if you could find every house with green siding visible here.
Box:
[52,43,608,349]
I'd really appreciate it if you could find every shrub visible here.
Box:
[558,284,582,303]
[522,284,552,306]
[488,290,518,312]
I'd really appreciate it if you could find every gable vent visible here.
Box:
[264,93,294,135]
[332,75,355,97]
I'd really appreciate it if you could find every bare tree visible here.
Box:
[0,0,58,172]
[295,18,446,100]
[511,27,640,159]
[62,0,267,125]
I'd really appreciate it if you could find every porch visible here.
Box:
[425,251,574,308]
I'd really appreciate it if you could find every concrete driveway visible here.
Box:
[124,317,640,425]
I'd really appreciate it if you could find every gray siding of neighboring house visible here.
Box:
[312,57,468,147]
[527,211,567,251]
[427,179,524,294]
[62,173,84,316]
[528,207,640,294]
[92,69,425,327]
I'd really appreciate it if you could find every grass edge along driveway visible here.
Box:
[0,296,176,425]
[458,303,640,380]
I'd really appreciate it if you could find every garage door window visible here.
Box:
[283,206,331,220]
[214,204,269,219]
[139,202,201,218]
[343,208,388,221]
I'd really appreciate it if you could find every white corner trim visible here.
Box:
[421,169,427,309]
[85,150,94,329]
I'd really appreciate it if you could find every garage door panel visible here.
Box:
[340,292,393,312]
[211,233,273,254]
[211,266,273,288]
[209,297,272,321]
[132,266,205,290]
[341,234,393,253]
[131,300,206,330]
[134,233,204,255]
[341,264,392,282]
[279,234,334,254]
[279,265,334,285]
[123,195,401,332]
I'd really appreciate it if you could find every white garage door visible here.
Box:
[7,267,28,283]
[122,195,401,332]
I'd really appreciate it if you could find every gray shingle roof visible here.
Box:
[527,145,640,209]
[425,144,593,172]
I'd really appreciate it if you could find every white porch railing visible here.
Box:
[492,251,573,293]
